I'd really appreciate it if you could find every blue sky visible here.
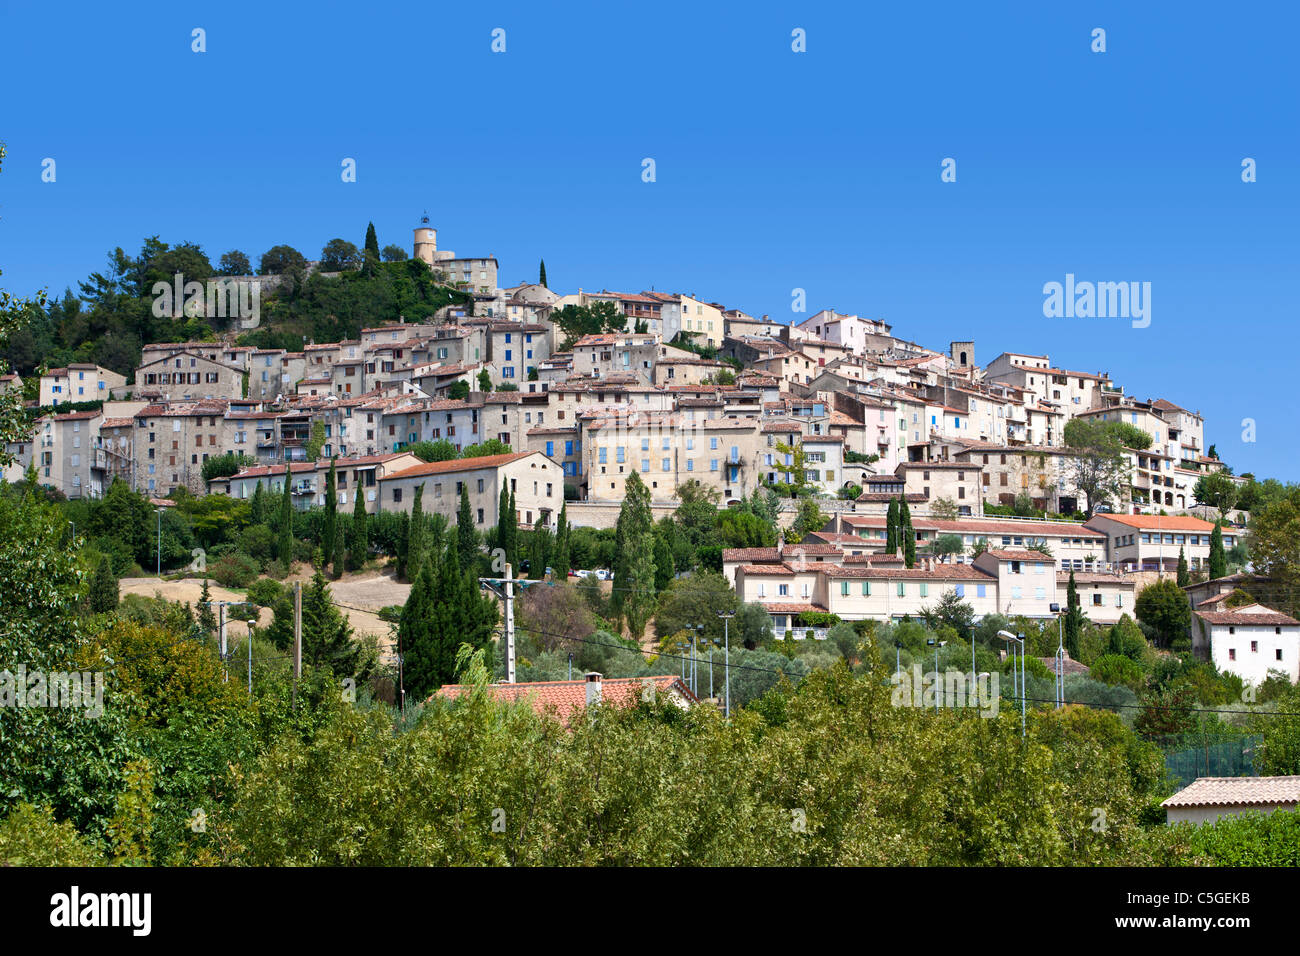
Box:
[1,1,1296,477]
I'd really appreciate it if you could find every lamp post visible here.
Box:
[1050,602,1063,709]
[155,507,163,576]
[998,629,1026,737]
[895,639,902,676]
[717,610,735,718]
[926,638,947,712]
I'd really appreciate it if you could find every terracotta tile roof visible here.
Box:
[722,547,780,563]
[761,603,826,614]
[435,675,697,723]
[1194,606,1299,627]
[1086,513,1217,532]
[983,549,1052,562]
[382,451,534,480]
[1161,776,1300,809]
[739,563,795,575]
[828,564,994,580]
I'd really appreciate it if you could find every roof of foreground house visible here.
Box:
[435,675,697,722]
[1161,776,1300,809]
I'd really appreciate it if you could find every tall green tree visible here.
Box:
[1208,520,1227,580]
[552,501,571,577]
[1135,578,1192,647]
[87,556,119,614]
[249,482,267,526]
[278,465,294,566]
[885,498,900,556]
[613,471,657,639]
[538,259,547,288]
[1176,547,1190,587]
[1063,571,1082,659]
[457,485,477,569]
[300,570,359,675]
[348,484,368,571]
[406,484,427,582]
[402,545,498,697]
[322,458,338,570]
[197,578,217,639]
[899,498,916,569]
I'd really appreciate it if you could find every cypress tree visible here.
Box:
[612,471,656,638]
[1176,547,1190,587]
[407,484,427,581]
[404,544,499,697]
[885,498,900,555]
[457,485,477,569]
[88,556,119,613]
[1208,520,1227,579]
[323,458,338,571]
[278,463,294,566]
[364,222,379,257]
[348,483,368,571]
[398,557,437,697]
[539,259,547,287]
[249,482,266,525]
[553,501,570,578]
[1064,571,1082,659]
[529,524,550,580]
[504,491,518,571]
[496,484,512,569]
[900,498,916,569]
[300,570,358,675]
[197,577,217,638]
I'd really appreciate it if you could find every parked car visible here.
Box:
[594,569,612,581]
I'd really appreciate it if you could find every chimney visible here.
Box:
[585,672,603,706]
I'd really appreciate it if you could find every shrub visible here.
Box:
[245,578,284,608]
[1091,653,1146,692]
[209,552,260,589]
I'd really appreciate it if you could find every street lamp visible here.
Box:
[926,638,947,712]
[155,507,164,576]
[1050,602,1064,709]
[998,629,1026,737]
[717,610,735,717]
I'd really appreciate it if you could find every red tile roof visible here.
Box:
[435,675,697,723]
[1162,776,1300,809]
[1194,606,1299,627]
[1086,514,1216,532]
[382,451,533,481]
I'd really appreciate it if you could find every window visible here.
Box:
[1228,648,1236,661]
[841,581,849,596]
[1251,640,1258,653]
[897,583,905,597]
[393,487,403,503]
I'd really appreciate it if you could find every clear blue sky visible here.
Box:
[1,1,1296,477]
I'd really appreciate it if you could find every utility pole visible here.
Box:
[247,610,253,698]
[218,602,228,682]
[292,580,302,708]
[478,563,527,683]
[717,610,734,718]
[156,508,162,576]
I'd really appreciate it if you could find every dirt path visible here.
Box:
[119,570,405,649]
